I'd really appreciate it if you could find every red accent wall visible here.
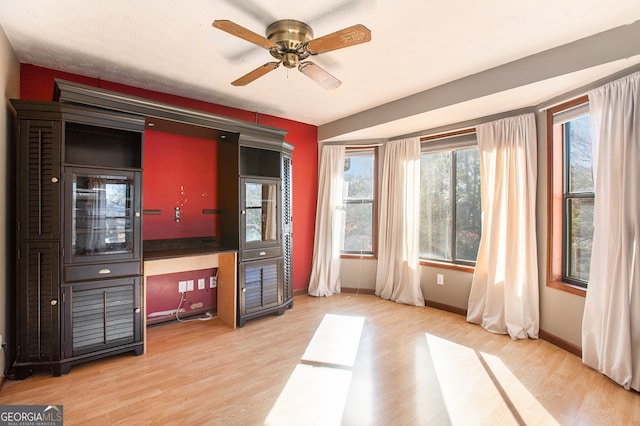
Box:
[142,129,218,240]
[146,268,218,324]
[20,64,318,291]
[256,114,318,293]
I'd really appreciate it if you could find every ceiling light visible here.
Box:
[299,62,341,90]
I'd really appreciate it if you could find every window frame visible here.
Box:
[419,130,480,271]
[546,95,590,297]
[340,146,378,258]
[562,118,594,287]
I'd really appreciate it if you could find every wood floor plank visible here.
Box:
[1,293,638,425]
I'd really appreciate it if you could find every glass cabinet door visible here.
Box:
[242,178,280,247]
[65,167,140,263]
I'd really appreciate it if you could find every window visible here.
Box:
[563,114,594,284]
[419,134,481,267]
[548,96,593,293]
[341,148,376,255]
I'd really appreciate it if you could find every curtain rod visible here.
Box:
[544,95,589,116]
[388,106,534,143]
[319,140,384,147]
[387,127,477,144]
[420,127,476,142]
[538,64,640,113]
[538,92,589,113]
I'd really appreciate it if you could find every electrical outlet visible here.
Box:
[436,274,444,285]
[198,278,205,290]
[210,276,217,288]
[186,280,195,291]
[178,280,187,293]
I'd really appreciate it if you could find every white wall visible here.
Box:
[1,23,20,377]
[340,258,377,292]
[339,261,474,309]
[420,266,472,310]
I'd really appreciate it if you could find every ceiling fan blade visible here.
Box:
[298,61,341,90]
[213,20,276,50]
[231,62,280,86]
[307,24,371,55]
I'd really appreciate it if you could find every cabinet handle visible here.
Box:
[98,269,111,274]
[135,212,141,218]
[134,308,141,314]
[259,251,266,256]
[50,299,58,306]
[242,288,246,293]
[51,177,58,183]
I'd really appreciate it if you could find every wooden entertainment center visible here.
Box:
[9,79,293,376]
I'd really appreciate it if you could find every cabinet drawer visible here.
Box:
[64,261,141,282]
[241,246,282,261]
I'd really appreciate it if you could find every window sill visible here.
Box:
[547,279,586,297]
[419,260,475,273]
[337,256,476,274]
[340,253,376,260]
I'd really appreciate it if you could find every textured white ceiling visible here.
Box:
[1,0,640,141]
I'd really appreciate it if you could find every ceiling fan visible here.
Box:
[212,19,371,89]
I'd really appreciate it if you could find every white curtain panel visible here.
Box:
[582,71,640,391]
[375,138,425,306]
[467,113,539,339]
[308,145,345,297]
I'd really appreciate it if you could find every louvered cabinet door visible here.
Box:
[239,258,284,320]
[16,242,61,364]
[282,231,293,306]
[62,277,143,358]
[18,119,62,241]
[282,154,293,306]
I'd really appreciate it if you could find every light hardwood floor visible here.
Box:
[1,293,638,425]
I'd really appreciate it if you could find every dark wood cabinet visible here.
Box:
[219,138,293,327]
[16,241,61,367]
[239,258,284,316]
[61,277,143,359]
[9,80,294,376]
[62,167,142,266]
[282,153,293,308]
[10,100,145,376]
[17,119,62,241]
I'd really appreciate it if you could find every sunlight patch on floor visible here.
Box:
[265,364,352,426]
[425,333,559,426]
[301,313,365,367]
[266,314,365,425]
[480,351,559,425]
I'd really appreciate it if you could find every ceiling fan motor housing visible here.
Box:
[267,20,313,68]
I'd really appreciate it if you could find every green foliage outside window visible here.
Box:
[342,151,375,253]
[420,147,481,264]
[564,115,594,285]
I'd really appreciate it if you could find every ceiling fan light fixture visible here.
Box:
[299,61,341,90]
[282,52,299,68]
[213,19,370,89]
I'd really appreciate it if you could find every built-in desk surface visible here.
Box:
[143,245,238,336]
[144,245,237,261]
